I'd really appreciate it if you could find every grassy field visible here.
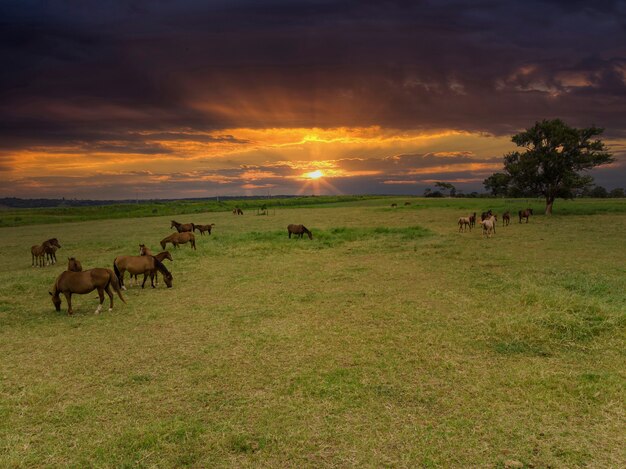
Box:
[0,197,624,467]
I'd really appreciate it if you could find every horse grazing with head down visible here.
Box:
[68,257,83,272]
[160,232,196,250]
[50,268,125,315]
[136,246,173,285]
[288,224,313,239]
[114,255,173,289]
[194,223,215,235]
[519,208,533,223]
[232,207,244,215]
[171,220,194,233]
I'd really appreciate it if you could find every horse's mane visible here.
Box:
[153,257,171,277]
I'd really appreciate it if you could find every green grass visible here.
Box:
[0,199,624,467]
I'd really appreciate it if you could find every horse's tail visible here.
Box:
[113,258,123,284]
[108,269,126,303]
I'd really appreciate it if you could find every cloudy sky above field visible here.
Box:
[1,0,625,199]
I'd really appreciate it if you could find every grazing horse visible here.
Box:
[114,255,173,289]
[194,223,215,235]
[49,268,125,315]
[468,212,477,229]
[136,247,173,285]
[232,207,244,215]
[502,211,511,226]
[404,202,411,206]
[519,208,533,223]
[171,220,194,233]
[67,257,83,272]
[288,224,313,239]
[458,217,471,232]
[160,231,196,250]
[391,203,397,208]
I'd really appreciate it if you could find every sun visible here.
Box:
[305,170,324,179]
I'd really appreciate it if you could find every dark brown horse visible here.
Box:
[232,207,243,215]
[31,243,46,267]
[404,202,411,206]
[502,211,511,226]
[114,255,173,289]
[44,238,62,264]
[481,210,493,221]
[469,212,477,228]
[288,224,313,239]
[391,203,397,208]
[170,220,194,233]
[160,232,196,250]
[68,257,83,272]
[519,208,533,223]
[194,223,215,235]
[50,268,125,315]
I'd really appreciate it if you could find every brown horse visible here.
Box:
[232,207,244,215]
[194,223,215,235]
[519,208,533,223]
[136,247,173,285]
[31,243,47,267]
[404,202,411,206]
[469,212,477,228]
[160,232,196,250]
[502,211,511,226]
[391,203,397,208]
[68,257,83,272]
[114,255,173,289]
[171,220,194,233]
[288,224,313,239]
[481,210,493,221]
[44,238,62,264]
[458,217,471,232]
[49,268,125,315]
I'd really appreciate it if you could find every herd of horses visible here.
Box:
[458,208,534,238]
[39,217,315,315]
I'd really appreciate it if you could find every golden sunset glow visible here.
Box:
[305,170,324,179]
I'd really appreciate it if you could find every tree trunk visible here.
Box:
[545,197,554,215]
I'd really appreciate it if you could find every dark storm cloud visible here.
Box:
[1,0,626,148]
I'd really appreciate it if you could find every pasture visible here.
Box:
[0,198,625,467]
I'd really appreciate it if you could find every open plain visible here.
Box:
[0,197,624,468]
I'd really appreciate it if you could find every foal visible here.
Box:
[458,217,471,232]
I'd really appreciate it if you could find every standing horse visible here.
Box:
[479,215,497,238]
[44,238,62,264]
[288,224,313,239]
[481,210,493,221]
[49,268,125,315]
[194,223,215,235]
[160,232,196,250]
[31,243,47,267]
[469,212,477,229]
[114,255,173,289]
[519,208,533,223]
[171,220,194,233]
[458,217,471,232]
[68,257,83,272]
[502,211,511,226]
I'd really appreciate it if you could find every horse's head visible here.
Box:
[163,273,173,288]
[170,220,178,229]
[163,251,173,262]
[307,230,313,240]
[49,286,61,311]
[67,257,82,272]
[139,244,147,255]
[49,238,61,248]
[529,208,534,215]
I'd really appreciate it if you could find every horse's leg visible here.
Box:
[95,287,104,314]
[141,273,148,289]
[150,270,155,288]
[289,231,291,238]
[155,270,159,286]
[105,285,114,312]
[64,292,73,315]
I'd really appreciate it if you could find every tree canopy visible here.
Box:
[484,119,613,213]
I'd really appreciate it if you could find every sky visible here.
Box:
[1,0,625,199]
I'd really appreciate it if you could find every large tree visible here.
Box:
[488,119,613,214]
